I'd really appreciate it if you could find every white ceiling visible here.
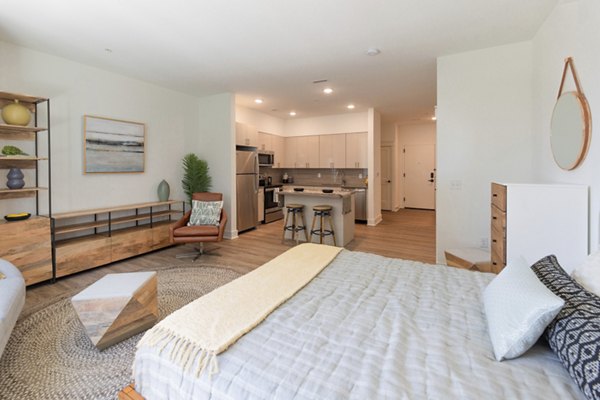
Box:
[0,0,558,123]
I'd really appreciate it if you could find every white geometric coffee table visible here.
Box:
[71,271,158,350]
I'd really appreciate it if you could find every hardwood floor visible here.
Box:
[22,209,435,317]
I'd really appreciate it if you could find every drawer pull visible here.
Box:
[492,216,497,220]
[493,194,498,197]
[492,239,497,243]
[493,262,497,265]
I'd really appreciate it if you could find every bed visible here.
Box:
[132,246,585,399]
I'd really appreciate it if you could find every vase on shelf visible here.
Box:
[6,168,25,189]
[1,100,31,126]
[157,179,170,201]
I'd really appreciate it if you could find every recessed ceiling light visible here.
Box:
[289,111,297,116]
[347,104,355,109]
[323,87,333,95]
[365,47,381,56]
[254,98,263,104]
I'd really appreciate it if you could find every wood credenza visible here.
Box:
[0,216,53,285]
[491,182,588,273]
[52,201,185,280]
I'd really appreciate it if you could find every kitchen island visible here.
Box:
[280,187,355,247]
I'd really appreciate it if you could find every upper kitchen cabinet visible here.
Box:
[272,135,285,168]
[235,122,258,147]
[319,134,345,169]
[284,136,298,168]
[295,136,319,168]
[346,132,368,168]
[257,132,273,152]
[283,136,318,168]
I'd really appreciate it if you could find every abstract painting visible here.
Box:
[84,115,145,173]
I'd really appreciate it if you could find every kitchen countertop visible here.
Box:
[280,187,355,198]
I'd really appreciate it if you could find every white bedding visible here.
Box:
[133,249,583,399]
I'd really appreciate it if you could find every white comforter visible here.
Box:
[133,250,583,399]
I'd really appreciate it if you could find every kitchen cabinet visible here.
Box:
[490,182,587,273]
[296,136,319,168]
[272,134,285,168]
[345,132,368,168]
[284,137,298,168]
[257,132,273,151]
[235,122,258,147]
[319,134,346,168]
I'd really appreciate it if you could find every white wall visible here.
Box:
[195,93,237,239]
[436,41,535,262]
[284,112,368,136]
[367,108,382,225]
[396,122,436,210]
[0,40,198,216]
[235,105,284,135]
[531,0,600,252]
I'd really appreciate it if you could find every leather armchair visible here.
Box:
[170,192,227,260]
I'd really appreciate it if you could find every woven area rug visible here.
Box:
[0,266,241,400]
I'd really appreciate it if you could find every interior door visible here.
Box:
[381,145,392,210]
[404,144,435,210]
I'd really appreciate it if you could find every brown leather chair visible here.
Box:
[170,192,227,261]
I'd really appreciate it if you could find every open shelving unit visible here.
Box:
[52,200,185,278]
[0,91,53,285]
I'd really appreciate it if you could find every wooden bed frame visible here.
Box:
[118,384,144,400]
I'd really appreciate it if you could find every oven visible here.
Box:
[264,185,283,223]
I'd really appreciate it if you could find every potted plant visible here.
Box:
[181,153,212,205]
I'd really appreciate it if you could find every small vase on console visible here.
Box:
[6,168,25,189]
[157,179,170,201]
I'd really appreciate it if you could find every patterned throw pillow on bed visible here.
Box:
[531,255,600,400]
[188,200,223,226]
[0,272,5,280]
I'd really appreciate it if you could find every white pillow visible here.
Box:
[483,257,564,361]
[571,250,600,297]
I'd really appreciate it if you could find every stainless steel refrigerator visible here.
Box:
[236,149,258,232]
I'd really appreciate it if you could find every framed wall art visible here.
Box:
[84,115,145,173]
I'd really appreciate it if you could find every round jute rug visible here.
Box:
[0,266,241,400]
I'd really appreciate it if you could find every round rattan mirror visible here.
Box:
[550,91,591,170]
[550,58,592,171]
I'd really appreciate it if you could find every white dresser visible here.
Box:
[491,182,588,273]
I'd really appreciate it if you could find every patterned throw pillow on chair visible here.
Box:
[530,255,600,400]
[188,200,223,226]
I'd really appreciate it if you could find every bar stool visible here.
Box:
[282,204,308,244]
[310,205,336,246]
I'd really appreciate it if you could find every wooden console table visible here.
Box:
[52,200,184,279]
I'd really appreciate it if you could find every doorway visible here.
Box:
[381,145,393,210]
[404,144,435,210]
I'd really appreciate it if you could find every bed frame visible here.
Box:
[118,384,143,400]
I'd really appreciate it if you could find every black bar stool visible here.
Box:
[282,204,308,244]
[310,205,336,246]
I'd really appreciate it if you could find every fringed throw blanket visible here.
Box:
[136,243,342,377]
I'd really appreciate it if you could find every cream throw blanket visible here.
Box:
[136,243,342,377]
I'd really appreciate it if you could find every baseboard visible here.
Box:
[224,230,239,240]
[367,214,383,226]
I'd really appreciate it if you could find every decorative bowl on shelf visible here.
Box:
[293,187,304,192]
[322,189,334,193]
[4,212,31,222]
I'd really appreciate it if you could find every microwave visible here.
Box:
[258,151,274,167]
